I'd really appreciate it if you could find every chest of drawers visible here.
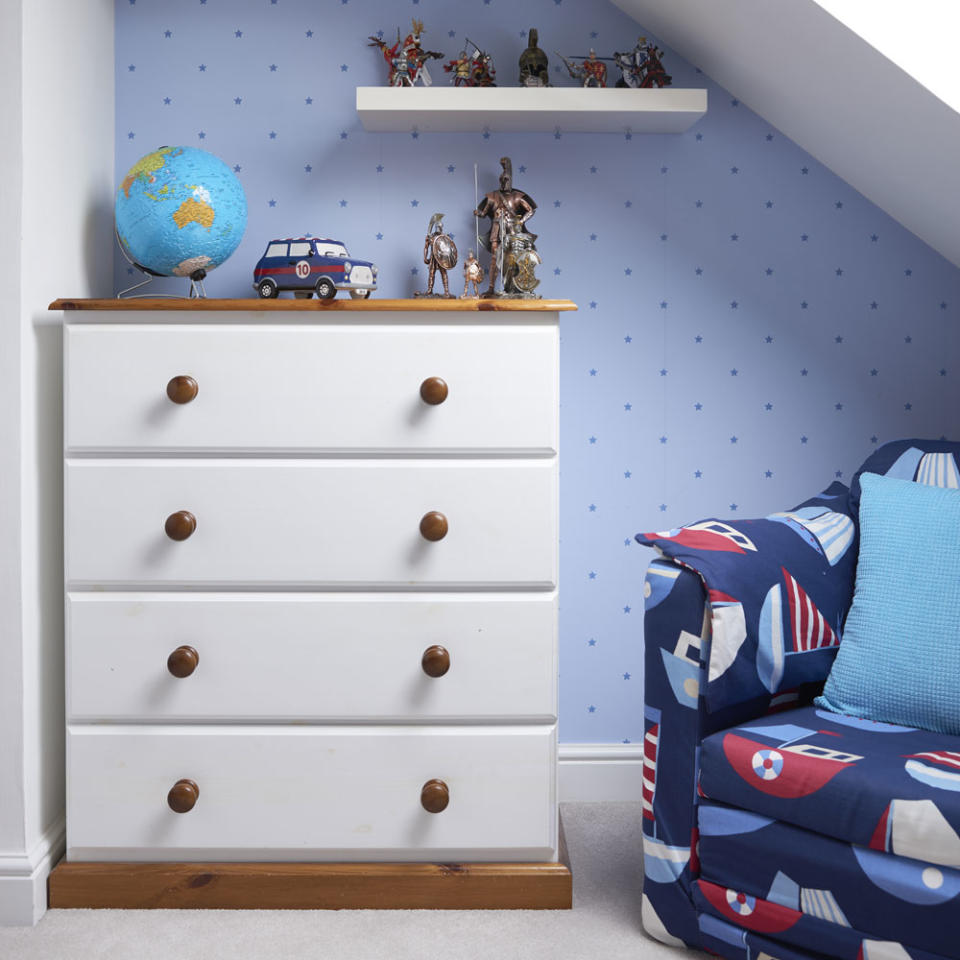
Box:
[48,298,573,909]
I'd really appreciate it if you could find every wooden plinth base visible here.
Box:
[49,828,572,910]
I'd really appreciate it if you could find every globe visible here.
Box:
[115,145,247,280]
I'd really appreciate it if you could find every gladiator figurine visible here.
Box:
[462,250,484,298]
[519,28,550,87]
[415,213,458,298]
[473,157,541,298]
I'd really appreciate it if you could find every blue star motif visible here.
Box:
[661,166,668,174]
[766,133,774,141]
[588,705,597,713]
[589,302,597,309]
[127,131,135,140]
[835,335,843,343]
[588,639,596,646]
[730,166,739,174]
[730,436,738,443]
[268,131,277,139]
[376,232,383,240]
[340,64,348,72]
[871,234,879,241]
[164,29,173,38]
[624,335,632,343]
[590,233,597,241]
[624,268,632,276]
[553,267,561,276]
[588,504,597,512]
[835,201,843,209]
[730,504,738,511]
[870,368,878,376]
[410,199,419,207]
[659,436,667,444]
[904,402,913,411]
[765,335,773,343]
[801,167,809,174]
[234,96,242,105]
[588,571,597,580]
[589,369,597,376]
[659,301,668,309]
[835,402,843,410]
[659,369,667,377]
[447,164,455,173]
[304,164,312,173]
[623,673,631,681]
[588,436,597,444]
[765,201,773,208]
[765,268,774,276]
[730,233,739,242]
[625,402,633,409]
[694,470,703,478]
[801,301,809,309]
[870,301,878,309]
[730,301,738,309]
[695,267,703,276]
[695,200,703,207]
[801,435,808,444]
[554,200,562,208]
[129,64,136,72]
[835,268,843,276]
[871,436,879,444]
[801,234,809,242]
[764,402,773,411]
[659,504,668,512]
[518,166,527,173]
[730,369,738,376]
[590,166,598,173]
[694,402,703,411]
[268,199,277,207]
[695,335,703,343]
[198,64,205,71]
[339,199,347,207]
[624,470,632,478]
[624,200,632,208]
[940,369,948,376]
[765,470,773,478]
[623,605,631,614]
[234,30,242,38]
[905,335,912,343]
[198,131,206,139]
[376,164,384,173]
[306,30,313,37]
[801,369,808,375]
[660,234,668,242]
[269,64,278,72]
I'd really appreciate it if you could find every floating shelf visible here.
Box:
[356,86,707,134]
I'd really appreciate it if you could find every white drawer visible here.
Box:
[65,323,558,455]
[65,459,557,588]
[66,593,557,723]
[66,725,557,862]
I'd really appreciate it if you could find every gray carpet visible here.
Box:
[0,803,693,960]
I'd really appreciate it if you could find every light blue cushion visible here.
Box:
[816,471,960,734]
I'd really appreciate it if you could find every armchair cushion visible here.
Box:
[816,472,960,735]
[637,483,857,714]
[698,704,960,868]
[849,439,960,513]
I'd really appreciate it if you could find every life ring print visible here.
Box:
[751,748,783,780]
[726,889,756,915]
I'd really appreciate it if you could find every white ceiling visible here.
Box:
[611,0,960,268]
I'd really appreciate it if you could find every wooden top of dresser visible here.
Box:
[50,298,577,312]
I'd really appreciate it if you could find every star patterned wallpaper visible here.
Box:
[115,0,960,745]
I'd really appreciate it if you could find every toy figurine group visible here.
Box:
[415,157,541,300]
[369,22,670,89]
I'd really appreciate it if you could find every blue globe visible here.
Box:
[116,146,247,278]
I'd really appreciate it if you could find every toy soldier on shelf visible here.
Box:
[612,36,672,88]
[473,156,541,299]
[415,213,458,298]
[557,48,608,87]
[444,38,496,87]
[368,19,443,86]
[462,250,484,298]
[519,28,550,87]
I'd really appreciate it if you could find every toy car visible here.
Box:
[252,237,378,300]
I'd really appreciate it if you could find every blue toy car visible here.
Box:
[252,237,378,300]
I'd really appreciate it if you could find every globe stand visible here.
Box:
[115,228,210,300]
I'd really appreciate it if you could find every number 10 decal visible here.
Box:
[295,260,311,279]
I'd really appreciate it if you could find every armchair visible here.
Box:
[639,440,960,960]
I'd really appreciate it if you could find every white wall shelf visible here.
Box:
[356,86,707,134]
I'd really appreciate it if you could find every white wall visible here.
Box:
[0,0,114,925]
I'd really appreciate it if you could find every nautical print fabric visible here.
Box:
[849,439,960,513]
[637,481,857,716]
[639,442,960,959]
[696,800,960,959]
[699,705,960,866]
[817,472,960,735]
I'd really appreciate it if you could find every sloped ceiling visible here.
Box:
[611,0,960,269]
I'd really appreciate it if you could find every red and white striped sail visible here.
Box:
[782,566,839,651]
[643,722,659,821]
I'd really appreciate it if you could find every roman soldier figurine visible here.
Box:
[519,28,550,86]
[473,156,541,298]
[415,213,458,298]
[462,250,484,298]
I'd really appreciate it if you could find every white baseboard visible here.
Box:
[0,816,65,926]
[559,742,644,802]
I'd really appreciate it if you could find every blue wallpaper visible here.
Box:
[115,0,960,745]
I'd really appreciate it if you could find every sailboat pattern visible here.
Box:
[638,440,960,960]
[639,481,856,714]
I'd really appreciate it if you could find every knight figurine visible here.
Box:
[473,156,541,298]
[415,213,458,298]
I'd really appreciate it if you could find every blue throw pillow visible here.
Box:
[817,471,960,734]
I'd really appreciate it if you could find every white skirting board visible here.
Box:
[558,743,644,802]
[0,816,65,926]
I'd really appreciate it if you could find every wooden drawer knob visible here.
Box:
[419,377,448,405]
[421,645,450,678]
[167,645,199,678]
[419,511,448,542]
[165,510,196,541]
[166,375,198,404]
[167,778,200,813]
[420,779,449,814]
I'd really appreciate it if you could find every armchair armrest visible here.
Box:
[637,482,857,947]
